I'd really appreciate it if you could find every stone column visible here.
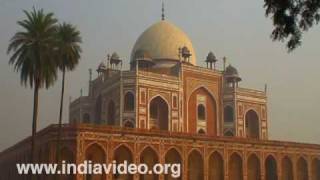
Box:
[159,141,164,180]
[225,150,229,180]
[307,156,312,180]
[293,156,297,180]
[204,146,208,180]
[277,155,282,180]
[243,153,248,180]
[261,153,265,180]
[134,140,139,180]
[75,137,84,180]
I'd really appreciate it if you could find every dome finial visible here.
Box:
[161,1,165,21]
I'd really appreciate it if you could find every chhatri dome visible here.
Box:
[131,20,196,66]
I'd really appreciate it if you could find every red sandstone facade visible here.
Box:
[0,125,320,180]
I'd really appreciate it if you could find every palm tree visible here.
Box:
[7,8,58,163]
[55,23,82,164]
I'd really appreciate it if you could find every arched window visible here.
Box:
[209,152,224,180]
[224,106,234,123]
[229,153,243,180]
[124,92,134,111]
[85,144,106,180]
[247,154,261,180]
[245,110,260,139]
[140,147,159,180]
[149,96,168,130]
[265,155,278,180]
[197,104,206,121]
[114,146,133,180]
[188,150,204,179]
[297,157,308,180]
[165,148,182,180]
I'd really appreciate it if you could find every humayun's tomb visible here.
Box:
[0,10,320,180]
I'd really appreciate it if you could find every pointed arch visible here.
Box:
[247,154,261,180]
[85,143,106,180]
[188,86,217,135]
[60,147,74,180]
[197,104,206,120]
[188,150,204,180]
[140,147,159,180]
[124,91,135,111]
[149,95,169,130]
[297,157,308,180]
[113,145,133,180]
[265,155,278,180]
[229,152,243,180]
[208,151,224,180]
[282,156,293,180]
[165,148,182,180]
[245,109,260,139]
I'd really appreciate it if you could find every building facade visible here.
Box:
[0,18,320,180]
[69,20,268,140]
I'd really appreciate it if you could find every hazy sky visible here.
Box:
[0,0,319,151]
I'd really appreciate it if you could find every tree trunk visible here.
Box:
[31,80,39,180]
[56,68,65,168]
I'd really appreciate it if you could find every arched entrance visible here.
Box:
[85,144,106,180]
[265,155,278,180]
[113,145,133,180]
[245,110,259,139]
[140,147,159,180]
[229,153,243,180]
[188,150,203,180]
[312,158,320,180]
[247,154,261,180]
[208,152,224,180]
[165,148,182,180]
[107,100,115,125]
[282,156,293,180]
[297,157,308,180]
[188,87,217,135]
[60,148,74,180]
[149,96,169,130]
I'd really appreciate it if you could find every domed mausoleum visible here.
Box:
[1,9,320,180]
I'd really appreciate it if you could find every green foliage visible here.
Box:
[264,0,320,51]
[7,8,58,88]
[55,23,82,72]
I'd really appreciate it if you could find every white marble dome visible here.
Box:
[131,20,196,66]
